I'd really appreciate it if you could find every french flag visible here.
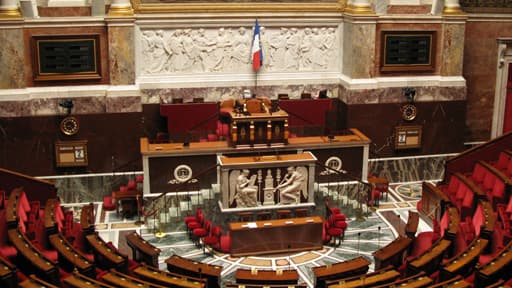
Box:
[251,19,263,71]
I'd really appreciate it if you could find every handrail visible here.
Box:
[444,130,512,181]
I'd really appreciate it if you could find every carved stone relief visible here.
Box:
[140,26,339,75]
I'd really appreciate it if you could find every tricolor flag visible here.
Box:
[251,19,263,71]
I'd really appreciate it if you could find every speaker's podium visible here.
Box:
[229,110,289,148]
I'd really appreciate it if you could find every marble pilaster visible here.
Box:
[107,18,136,85]
[342,15,377,79]
[0,26,25,89]
[441,17,467,77]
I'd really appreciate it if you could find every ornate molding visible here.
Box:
[131,0,347,14]
[0,6,21,18]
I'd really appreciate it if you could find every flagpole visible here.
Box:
[251,19,262,98]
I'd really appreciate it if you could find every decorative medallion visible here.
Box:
[320,156,343,175]
[400,104,417,121]
[169,165,197,184]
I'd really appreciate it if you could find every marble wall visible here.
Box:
[0,25,25,89]
[464,19,512,141]
[108,20,136,85]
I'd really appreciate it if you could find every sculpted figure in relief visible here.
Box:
[212,28,233,71]
[275,166,308,205]
[299,28,313,70]
[284,28,300,70]
[269,28,288,70]
[142,30,170,74]
[229,169,259,208]
[166,29,187,72]
[230,27,251,70]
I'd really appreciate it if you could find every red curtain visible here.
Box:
[503,64,512,133]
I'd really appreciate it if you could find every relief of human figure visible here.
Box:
[269,28,288,70]
[229,169,259,208]
[323,27,337,69]
[284,28,300,70]
[275,166,308,205]
[300,28,314,70]
[212,28,233,71]
[196,28,216,72]
[230,27,250,70]
[311,28,327,70]
[142,30,170,74]
[166,29,187,72]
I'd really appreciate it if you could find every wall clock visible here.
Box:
[400,104,417,121]
[60,116,80,136]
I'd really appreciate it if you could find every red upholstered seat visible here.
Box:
[472,205,484,237]
[409,231,434,258]
[219,234,231,253]
[102,195,116,211]
[0,210,17,258]
[135,175,144,183]
[127,180,137,190]
[495,152,511,171]
[203,225,221,254]
[471,163,487,184]
[184,208,202,224]
[325,219,343,246]
[460,190,474,219]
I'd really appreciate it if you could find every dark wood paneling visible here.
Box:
[0,105,166,176]
[347,101,466,157]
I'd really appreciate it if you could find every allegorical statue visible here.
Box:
[275,166,308,204]
[229,169,258,207]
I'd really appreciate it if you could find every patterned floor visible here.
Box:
[62,181,431,287]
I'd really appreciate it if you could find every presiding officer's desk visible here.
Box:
[165,254,222,288]
[235,268,299,285]
[229,110,289,147]
[229,216,323,257]
[313,256,370,288]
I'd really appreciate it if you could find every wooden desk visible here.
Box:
[326,267,400,288]
[0,254,17,288]
[405,211,420,238]
[226,284,307,288]
[7,228,59,284]
[48,233,95,277]
[80,203,95,235]
[476,241,512,287]
[446,206,460,242]
[113,189,142,218]
[372,236,412,270]
[407,239,452,276]
[132,263,204,288]
[62,271,115,288]
[165,254,222,288]
[100,269,166,288]
[312,256,370,288]
[229,110,288,147]
[480,199,496,242]
[372,272,433,288]
[85,233,128,272]
[229,216,323,257]
[126,231,161,267]
[44,198,59,235]
[440,238,488,281]
[235,268,299,285]
[5,188,23,227]
[420,181,450,223]
[19,274,60,288]
[429,275,472,288]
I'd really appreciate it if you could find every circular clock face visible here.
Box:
[60,116,80,136]
[401,104,418,121]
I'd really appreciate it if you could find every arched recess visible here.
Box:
[491,38,512,138]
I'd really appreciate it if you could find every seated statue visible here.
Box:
[276,166,307,205]
[230,169,258,208]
